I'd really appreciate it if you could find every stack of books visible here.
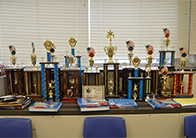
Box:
[0,95,31,110]
[77,97,110,112]
[147,98,181,109]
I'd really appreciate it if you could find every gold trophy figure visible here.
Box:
[163,28,171,51]
[145,65,151,78]
[126,40,135,66]
[108,76,114,96]
[87,47,96,72]
[145,44,155,69]
[104,30,117,63]
[69,37,77,56]
[160,66,168,90]
[69,54,75,69]
[8,45,17,68]
[179,47,188,72]
[132,56,141,69]
[31,42,37,70]
[43,39,54,62]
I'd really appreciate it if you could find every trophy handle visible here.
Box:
[113,46,117,55]
[104,46,108,55]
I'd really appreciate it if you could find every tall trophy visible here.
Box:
[43,39,54,62]
[163,28,171,51]
[179,47,188,72]
[104,30,117,63]
[8,45,17,68]
[145,44,154,69]
[86,47,96,72]
[69,37,77,56]
[31,42,37,70]
[126,40,135,66]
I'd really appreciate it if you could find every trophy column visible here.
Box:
[104,63,119,98]
[24,66,42,101]
[40,62,60,101]
[172,71,194,98]
[159,51,175,69]
[62,67,79,101]
[4,66,25,95]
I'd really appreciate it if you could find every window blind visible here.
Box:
[90,0,190,65]
[0,0,88,66]
[190,0,196,54]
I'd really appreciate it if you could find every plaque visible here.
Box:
[82,85,105,98]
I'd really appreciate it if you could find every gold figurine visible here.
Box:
[87,47,96,72]
[126,40,135,66]
[69,54,75,69]
[8,45,17,68]
[43,39,54,52]
[69,37,77,49]
[132,56,141,69]
[31,42,37,70]
[104,30,117,63]
[179,47,188,72]
[163,28,171,51]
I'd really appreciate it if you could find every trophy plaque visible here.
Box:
[159,28,175,69]
[104,30,117,63]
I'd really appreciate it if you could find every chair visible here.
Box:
[83,116,127,138]
[184,115,196,138]
[0,118,32,138]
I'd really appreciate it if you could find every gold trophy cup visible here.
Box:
[104,30,117,63]
[31,42,37,70]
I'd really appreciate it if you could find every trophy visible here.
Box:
[67,77,75,97]
[50,44,56,62]
[87,47,96,72]
[133,84,138,100]
[43,39,54,62]
[104,30,117,63]
[48,81,54,101]
[8,45,17,68]
[126,40,135,66]
[163,28,171,51]
[108,76,114,96]
[179,47,188,72]
[145,44,155,69]
[31,42,37,70]
[69,37,77,56]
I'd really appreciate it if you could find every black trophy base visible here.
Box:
[29,95,42,101]
[171,94,194,98]
[105,95,120,99]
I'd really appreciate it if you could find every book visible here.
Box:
[147,98,182,109]
[0,98,32,110]
[77,97,110,112]
[108,99,138,109]
[0,97,28,107]
[173,98,196,106]
[28,102,62,112]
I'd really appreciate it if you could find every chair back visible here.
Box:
[184,115,196,138]
[0,118,32,138]
[83,116,127,138]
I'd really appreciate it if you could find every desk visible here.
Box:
[0,102,196,137]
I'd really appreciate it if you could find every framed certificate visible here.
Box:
[82,85,105,98]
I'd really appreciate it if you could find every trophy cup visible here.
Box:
[69,37,77,56]
[43,39,54,62]
[104,30,117,63]
[8,45,17,68]
[126,40,135,66]
[179,47,188,72]
[145,44,155,69]
[31,42,37,70]
[163,28,171,51]
[87,47,96,72]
